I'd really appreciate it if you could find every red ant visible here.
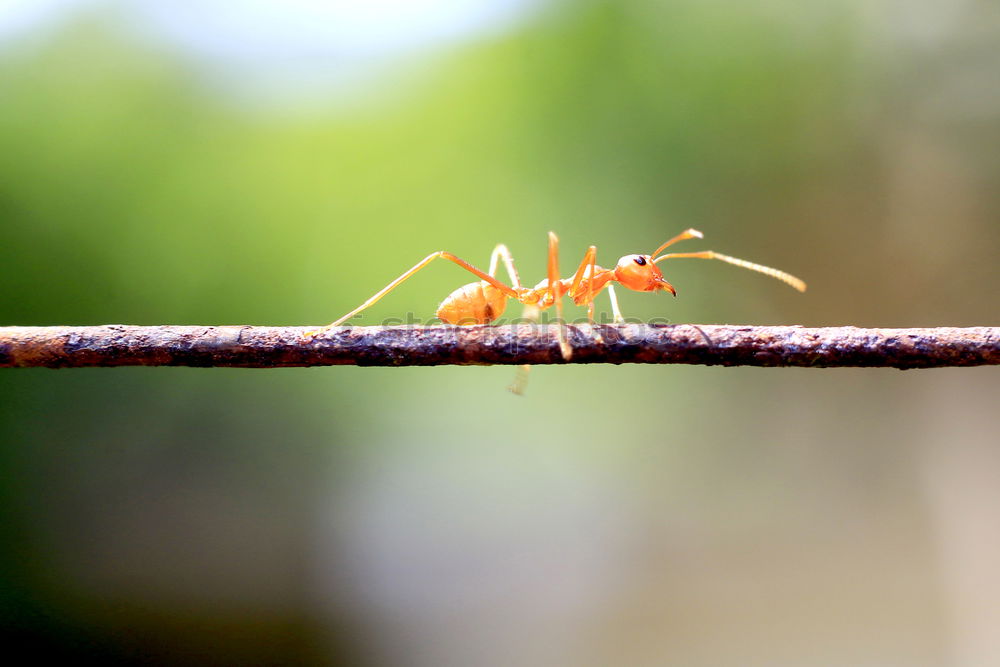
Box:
[308,229,806,366]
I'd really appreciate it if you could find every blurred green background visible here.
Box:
[1,1,999,665]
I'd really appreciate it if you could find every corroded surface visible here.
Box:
[0,324,997,369]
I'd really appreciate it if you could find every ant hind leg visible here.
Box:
[306,251,518,337]
[507,303,538,395]
[546,232,572,360]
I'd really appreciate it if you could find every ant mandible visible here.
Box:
[308,228,806,362]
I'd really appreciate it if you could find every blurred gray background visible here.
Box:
[1,1,998,665]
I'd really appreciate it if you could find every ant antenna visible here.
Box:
[654,248,807,292]
[650,228,703,257]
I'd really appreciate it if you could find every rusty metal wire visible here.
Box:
[1,324,997,369]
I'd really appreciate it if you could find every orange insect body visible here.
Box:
[436,257,666,324]
[313,229,806,366]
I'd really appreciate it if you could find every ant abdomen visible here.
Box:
[436,281,508,325]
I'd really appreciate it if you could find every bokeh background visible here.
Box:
[1,1,999,665]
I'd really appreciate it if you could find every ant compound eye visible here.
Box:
[633,256,647,266]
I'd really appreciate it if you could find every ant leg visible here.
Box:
[578,247,605,343]
[488,244,522,289]
[585,247,603,343]
[308,251,519,335]
[567,246,597,295]
[654,251,807,292]
[482,243,536,393]
[607,284,625,323]
[566,246,605,343]
[546,232,572,360]
[507,303,538,395]
[508,363,532,395]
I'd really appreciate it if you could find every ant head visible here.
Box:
[614,254,676,295]
[612,228,704,295]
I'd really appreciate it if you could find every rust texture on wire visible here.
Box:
[1,324,997,369]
